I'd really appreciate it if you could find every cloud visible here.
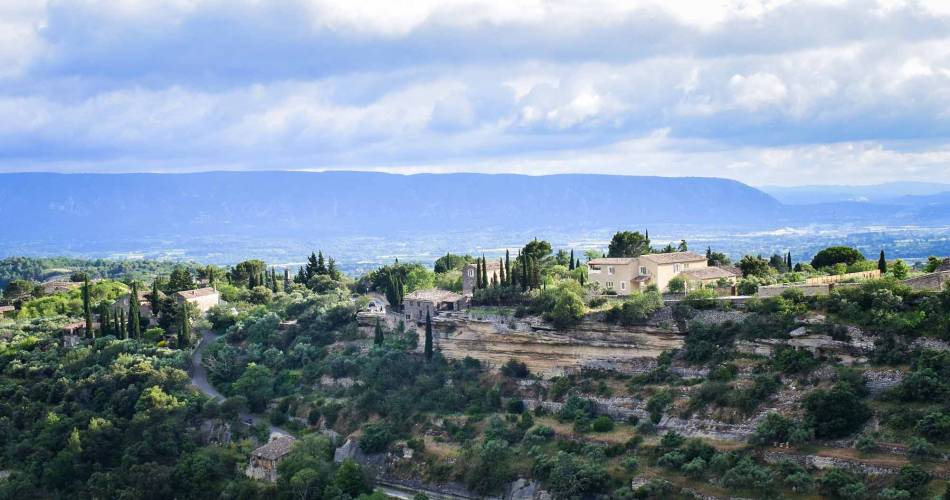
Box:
[0,0,949,185]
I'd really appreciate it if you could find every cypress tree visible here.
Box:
[119,309,127,340]
[424,311,433,361]
[82,277,93,337]
[97,302,110,337]
[284,268,291,291]
[706,246,712,260]
[150,280,160,318]
[481,256,488,289]
[178,303,190,348]
[521,252,528,291]
[475,260,482,289]
[208,266,215,288]
[271,268,278,293]
[128,281,141,339]
[374,318,384,346]
[317,251,326,274]
[569,249,575,270]
[878,250,887,274]
[787,252,793,270]
[499,258,506,286]
[576,258,581,269]
[504,250,511,287]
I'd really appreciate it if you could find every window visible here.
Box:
[468,269,475,277]
[608,266,615,275]
[673,264,682,273]
[606,281,614,289]
[639,266,647,275]
[620,282,626,290]
[684,263,691,269]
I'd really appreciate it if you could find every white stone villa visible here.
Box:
[588,251,737,294]
[173,287,220,314]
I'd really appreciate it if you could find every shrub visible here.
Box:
[721,456,774,493]
[803,385,871,439]
[591,416,614,433]
[894,464,930,496]
[616,291,663,326]
[908,437,937,458]
[752,412,811,445]
[359,422,395,453]
[500,358,530,378]
[646,390,673,424]
[620,456,638,472]
[915,410,950,441]
[681,457,707,478]
[506,399,525,414]
[533,451,609,499]
[818,468,865,499]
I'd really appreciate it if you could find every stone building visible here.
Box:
[113,290,157,324]
[245,435,296,482]
[462,260,502,295]
[0,305,14,318]
[173,287,220,314]
[587,251,709,294]
[403,289,465,322]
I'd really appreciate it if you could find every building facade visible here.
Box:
[245,436,296,482]
[588,251,711,294]
[461,261,502,295]
[173,287,220,314]
[403,289,465,322]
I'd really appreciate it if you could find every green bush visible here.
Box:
[803,384,870,439]
[591,416,614,433]
[359,422,395,453]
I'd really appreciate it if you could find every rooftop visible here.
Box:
[252,436,296,461]
[680,267,739,280]
[588,257,637,265]
[404,288,463,303]
[0,306,14,313]
[640,251,707,265]
[174,287,219,299]
[464,261,502,269]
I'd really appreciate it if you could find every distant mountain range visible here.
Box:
[2,171,950,264]
[760,181,950,205]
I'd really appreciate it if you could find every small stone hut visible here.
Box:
[245,435,296,482]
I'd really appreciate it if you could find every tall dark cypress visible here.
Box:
[504,250,511,287]
[128,281,141,339]
[82,277,93,337]
[786,252,793,271]
[178,303,190,348]
[480,256,488,289]
[475,260,482,289]
[521,251,528,291]
[284,268,291,291]
[98,302,110,337]
[119,309,127,340]
[150,280,160,318]
[878,250,887,274]
[424,311,433,361]
[374,318,384,346]
[499,258,506,286]
[271,268,278,293]
[569,249,575,270]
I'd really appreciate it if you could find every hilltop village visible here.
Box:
[1,231,950,499]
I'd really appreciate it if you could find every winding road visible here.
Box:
[190,329,293,438]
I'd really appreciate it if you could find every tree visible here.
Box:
[504,250,511,287]
[480,256,488,290]
[891,259,910,280]
[82,277,94,337]
[424,311,433,361]
[667,275,687,293]
[707,250,731,267]
[229,260,266,289]
[178,302,191,347]
[373,318,384,346]
[878,250,888,274]
[498,258,506,286]
[803,385,870,438]
[284,268,291,291]
[166,266,196,292]
[97,301,112,337]
[332,460,370,498]
[523,239,553,262]
[677,240,688,252]
[128,281,141,339]
[232,363,274,412]
[434,253,474,273]
[569,249,575,270]
[768,254,789,273]
[739,255,772,278]
[150,280,161,317]
[270,268,278,293]
[608,231,651,258]
[810,246,865,269]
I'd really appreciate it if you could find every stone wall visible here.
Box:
[757,284,831,298]
[903,271,950,292]
[804,270,881,285]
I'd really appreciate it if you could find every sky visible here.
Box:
[1,0,950,185]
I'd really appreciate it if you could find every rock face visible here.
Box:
[504,478,552,500]
[762,450,902,477]
[198,419,232,445]
[863,369,904,395]
[424,316,683,378]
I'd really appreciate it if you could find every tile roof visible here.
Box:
[640,251,707,265]
[252,436,296,461]
[404,288,463,302]
[680,267,738,280]
[465,261,502,269]
[174,287,219,299]
[588,258,637,265]
[0,306,14,313]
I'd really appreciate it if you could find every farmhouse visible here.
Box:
[403,289,465,322]
[244,435,296,482]
[462,260,502,295]
[113,290,157,323]
[173,287,220,314]
[588,251,715,294]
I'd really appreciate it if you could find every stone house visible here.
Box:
[679,266,739,291]
[403,289,465,322]
[0,305,14,318]
[113,290,157,324]
[587,251,710,294]
[462,261,502,295]
[245,435,296,482]
[173,287,220,314]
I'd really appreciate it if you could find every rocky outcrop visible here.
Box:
[863,369,904,395]
[504,479,551,500]
[762,450,902,477]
